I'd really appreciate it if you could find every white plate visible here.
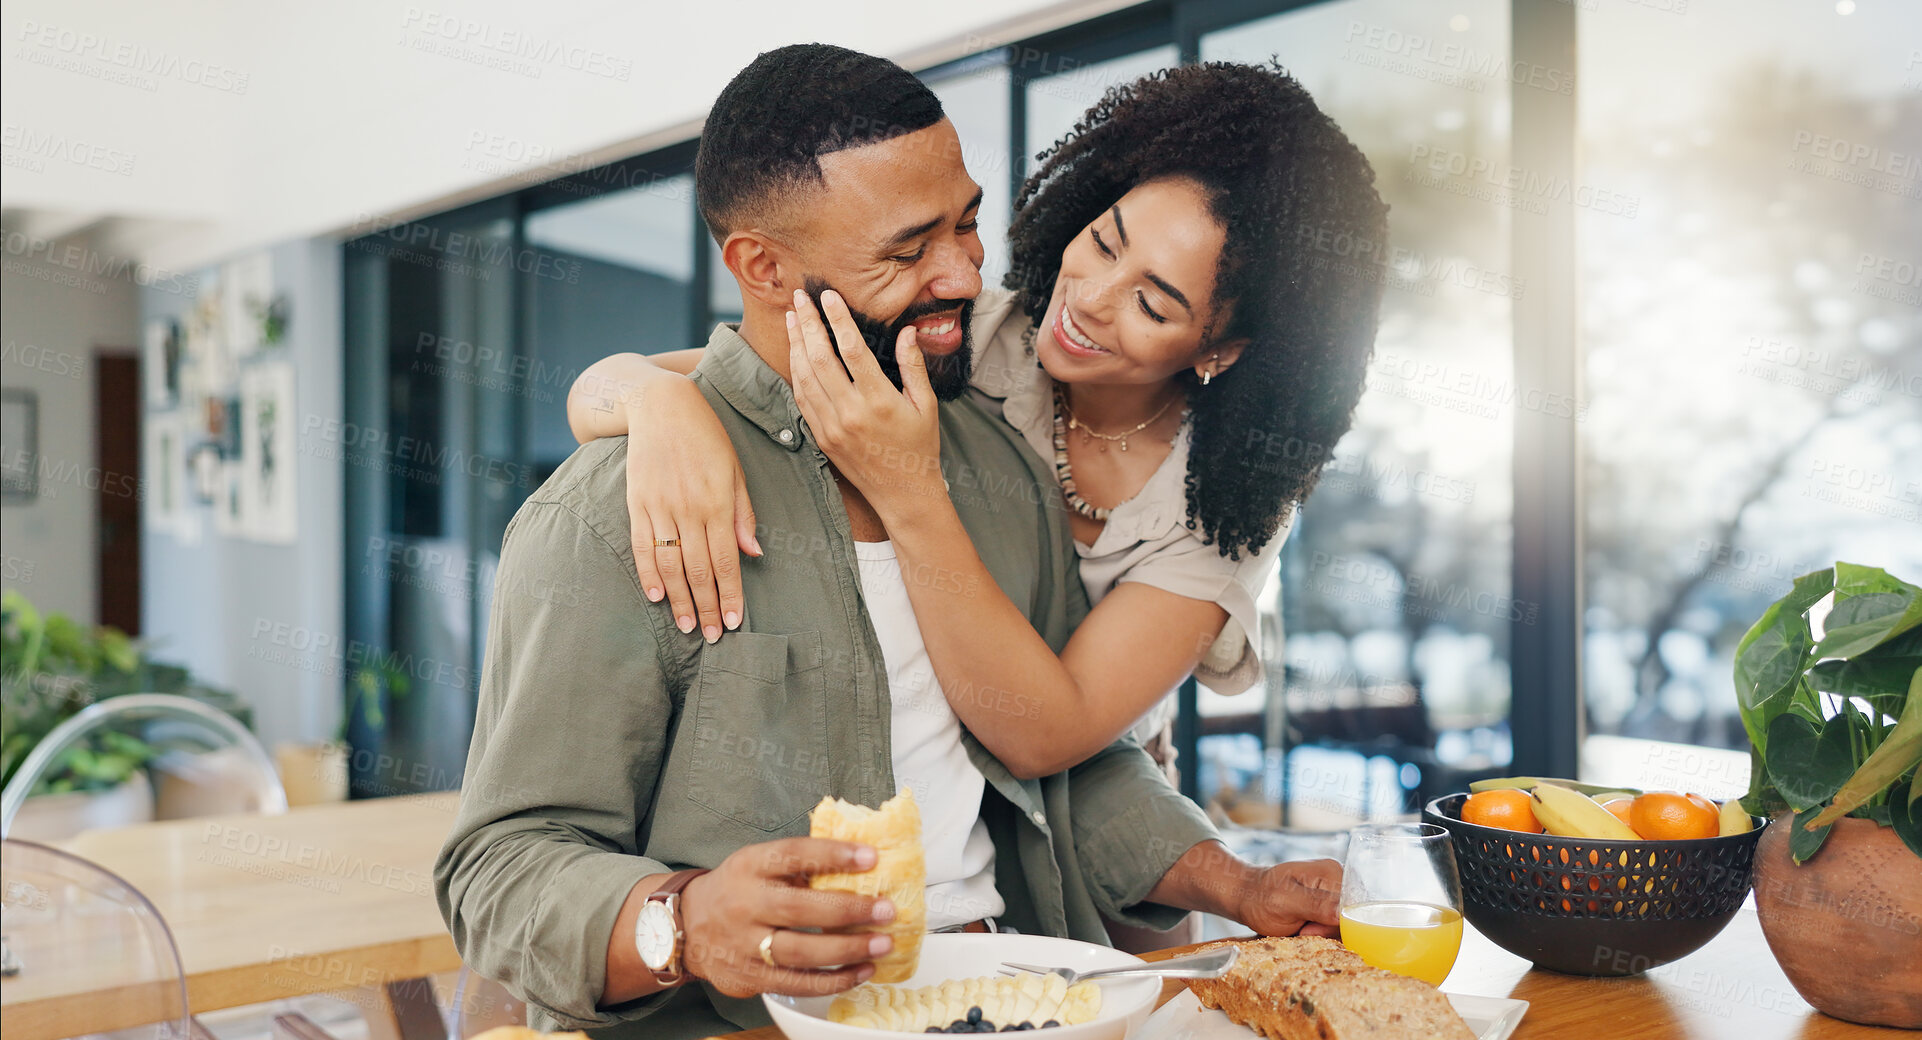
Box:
[765,933,1162,1040]
[1136,987,1528,1040]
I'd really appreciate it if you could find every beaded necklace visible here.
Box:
[1051,383,1182,521]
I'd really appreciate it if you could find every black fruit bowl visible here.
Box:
[1424,793,1767,977]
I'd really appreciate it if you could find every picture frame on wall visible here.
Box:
[224,253,274,357]
[143,319,182,408]
[213,460,244,537]
[239,361,297,543]
[143,411,201,545]
[1,388,38,503]
[189,442,224,505]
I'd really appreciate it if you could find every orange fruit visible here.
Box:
[1601,797,1635,828]
[1629,792,1719,840]
[1463,789,1544,833]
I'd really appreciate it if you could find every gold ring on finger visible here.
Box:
[653,538,681,547]
[758,928,780,968]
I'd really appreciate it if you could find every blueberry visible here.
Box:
[967,1007,983,1025]
[1042,1021,1060,1029]
[925,1028,943,1033]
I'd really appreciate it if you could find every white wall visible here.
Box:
[0,0,1134,272]
[0,231,139,625]
[138,239,344,750]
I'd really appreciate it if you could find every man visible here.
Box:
[436,43,1339,1040]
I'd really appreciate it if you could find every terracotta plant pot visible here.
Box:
[1753,813,1922,1028]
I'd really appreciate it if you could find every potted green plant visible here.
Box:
[1,590,255,837]
[1734,561,1921,1029]
[3,590,156,836]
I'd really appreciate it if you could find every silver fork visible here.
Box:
[997,944,1239,985]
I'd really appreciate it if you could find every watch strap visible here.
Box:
[642,868,709,984]
[651,867,707,900]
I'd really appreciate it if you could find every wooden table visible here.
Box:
[2,793,463,1040]
[713,903,1902,1039]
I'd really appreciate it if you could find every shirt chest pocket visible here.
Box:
[683,631,830,833]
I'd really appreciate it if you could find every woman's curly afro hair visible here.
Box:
[1005,61,1389,560]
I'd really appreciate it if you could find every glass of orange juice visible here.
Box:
[1339,822,1464,987]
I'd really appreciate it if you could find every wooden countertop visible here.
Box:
[709,903,1901,1039]
[3,793,463,1040]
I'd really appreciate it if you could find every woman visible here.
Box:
[568,61,1387,785]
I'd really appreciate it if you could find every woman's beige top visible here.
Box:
[966,288,1286,739]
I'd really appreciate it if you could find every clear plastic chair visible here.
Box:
[1,837,191,1040]
[1,693,288,841]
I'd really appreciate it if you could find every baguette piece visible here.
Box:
[1185,936,1474,1040]
[808,789,926,983]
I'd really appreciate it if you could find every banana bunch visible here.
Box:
[1717,799,1751,836]
[1529,783,1641,841]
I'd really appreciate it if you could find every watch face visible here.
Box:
[637,899,676,971]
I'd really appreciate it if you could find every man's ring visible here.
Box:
[759,929,779,968]
[653,538,681,547]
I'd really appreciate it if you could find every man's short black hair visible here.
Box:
[696,43,945,243]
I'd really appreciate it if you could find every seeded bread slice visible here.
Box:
[1185,937,1475,1040]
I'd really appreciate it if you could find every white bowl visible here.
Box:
[764,932,1161,1040]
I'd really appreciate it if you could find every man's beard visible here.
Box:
[802,277,974,401]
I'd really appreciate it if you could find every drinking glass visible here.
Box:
[1339,822,1464,987]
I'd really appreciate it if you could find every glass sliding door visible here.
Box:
[342,203,530,797]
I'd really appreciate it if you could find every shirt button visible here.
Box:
[778,429,795,444]
[1030,810,1047,827]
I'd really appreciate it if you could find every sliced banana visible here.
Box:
[1011,974,1044,1023]
[827,973,1104,1031]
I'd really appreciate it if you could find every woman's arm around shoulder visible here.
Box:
[564,348,758,645]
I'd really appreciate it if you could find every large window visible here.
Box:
[1025,46,1179,161]
[524,172,697,472]
[1577,0,1922,759]
[340,0,1917,821]
[1194,0,1520,826]
[932,55,1015,287]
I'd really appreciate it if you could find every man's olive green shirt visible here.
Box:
[435,325,1219,1039]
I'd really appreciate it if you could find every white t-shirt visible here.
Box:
[855,539,1005,930]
